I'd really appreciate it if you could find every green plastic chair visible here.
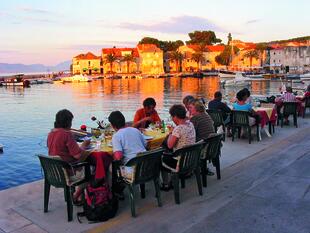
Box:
[303,96,310,118]
[165,142,204,204]
[200,134,222,187]
[37,155,91,221]
[206,109,226,141]
[280,102,298,128]
[121,148,164,217]
[231,110,260,144]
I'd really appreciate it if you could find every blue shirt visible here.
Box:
[112,127,147,163]
[233,102,252,111]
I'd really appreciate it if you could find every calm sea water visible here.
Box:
[0,77,282,190]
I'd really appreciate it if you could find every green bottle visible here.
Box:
[161,120,166,133]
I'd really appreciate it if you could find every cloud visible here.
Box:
[0,50,21,54]
[58,41,138,51]
[246,19,261,24]
[117,15,227,34]
[18,7,57,15]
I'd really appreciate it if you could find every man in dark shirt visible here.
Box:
[208,91,231,124]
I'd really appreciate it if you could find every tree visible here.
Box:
[186,30,222,45]
[227,33,232,44]
[105,53,116,73]
[255,43,269,66]
[169,51,184,72]
[243,50,260,68]
[139,37,184,52]
[191,52,205,71]
[215,46,240,67]
[122,54,134,73]
[138,37,161,48]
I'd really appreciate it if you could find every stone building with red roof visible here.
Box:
[72,52,102,75]
[136,44,164,74]
[101,47,140,74]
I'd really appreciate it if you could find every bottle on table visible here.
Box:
[161,120,166,133]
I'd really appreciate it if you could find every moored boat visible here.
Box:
[1,74,30,87]
[61,74,92,82]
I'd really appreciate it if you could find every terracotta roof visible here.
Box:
[137,44,162,52]
[101,47,139,58]
[206,45,225,52]
[74,52,100,60]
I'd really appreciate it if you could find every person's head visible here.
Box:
[188,99,206,116]
[54,109,73,129]
[182,95,195,110]
[143,97,156,115]
[242,88,251,97]
[214,91,222,101]
[236,90,248,102]
[169,104,187,125]
[108,111,126,130]
[286,86,293,93]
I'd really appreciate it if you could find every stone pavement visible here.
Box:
[0,118,309,233]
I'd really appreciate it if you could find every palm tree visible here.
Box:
[169,51,184,72]
[122,54,134,73]
[105,53,116,73]
[191,52,205,71]
[243,50,260,68]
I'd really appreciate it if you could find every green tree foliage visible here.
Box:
[191,52,205,70]
[138,37,184,52]
[243,50,260,67]
[169,51,184,72]
[104,53,117,73]
[186,30,222,45]
[215,46,239,66]
[122,54,134,73]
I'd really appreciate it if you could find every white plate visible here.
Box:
[143,135,154,140]
[107,143,113,147]
[81,136,91,141]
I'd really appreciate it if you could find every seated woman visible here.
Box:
[302,84,310,101]
[161,104,196,191]
[233,90,258,126]
[47,109,112,203]
[133,97,161,129]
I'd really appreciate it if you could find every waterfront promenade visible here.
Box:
[0,118,309,233]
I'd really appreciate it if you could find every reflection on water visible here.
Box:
[0,77,282,190]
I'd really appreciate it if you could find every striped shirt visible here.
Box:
[281,92,296,102]
[190,112,215,142]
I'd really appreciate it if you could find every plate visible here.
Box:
[107,143,113,147]
[80,136,91,141]
[143,135,154,140]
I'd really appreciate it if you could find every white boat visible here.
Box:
[300,73,310,81]
[221,72,251,87]
[218,70,236,79]
[61,74,92,82]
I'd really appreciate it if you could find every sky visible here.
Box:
[0,0,310,65]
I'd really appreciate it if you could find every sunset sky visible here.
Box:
[1,0,309,65]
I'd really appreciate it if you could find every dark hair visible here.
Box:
[54,109,73,128]
[108,111,125,129]
[143,97,156,107]
[214,91,222,99]
[242,88,251,97]
[236,90,247,102]
[307,84,310,92]
[182,95,195,105]
[169,104,186,119]
[286,86,292,93]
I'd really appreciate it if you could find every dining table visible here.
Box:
[253,105,277,138]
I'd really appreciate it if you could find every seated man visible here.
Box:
[133,97,161,128]
[208,91,231,124]
[280,86,297,124]
[109,111,147,183]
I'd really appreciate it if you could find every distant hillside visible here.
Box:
[0,60,71,74]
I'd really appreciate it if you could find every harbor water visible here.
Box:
[0,77,285,190]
